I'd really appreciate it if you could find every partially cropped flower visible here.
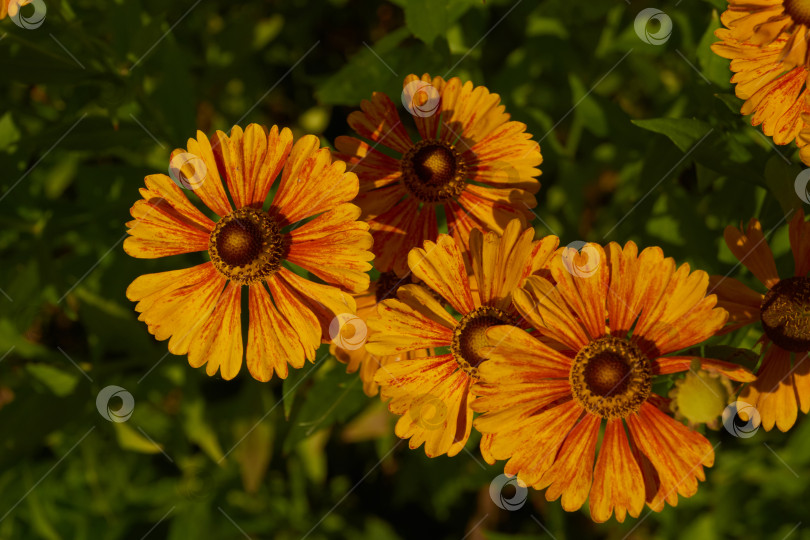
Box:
[710,210,810,431]
[473,241,755,522]
[366,220,558,457]
[335,73,542,276]
[330,272,432,397]
[125,124,373,380]
[712,8,810,162]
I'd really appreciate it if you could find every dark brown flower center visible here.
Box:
[375,271,410,303]
[784,0,810,26]
[760,276,810,352]
[208,207,286,285]
[570,336,651,419]
[452,306,517,378]
[401,139,466,203]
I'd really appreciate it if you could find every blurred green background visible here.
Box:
[1,0,809,538]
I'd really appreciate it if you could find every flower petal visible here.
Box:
[183,131,234,217]
[287,203,374,292]
[347,91,413,154]
[514,275,590,351]
[550,243,609,341]
[653,355,757,382]
[366,295,455,356]
[537,414,600,513]
[723,219,781,289]
[270,136,359,226]
[246,283,307,381]
[626,402,715,511]
[589,418,645,523]
[408,234,476,315]
[740,344,799,431]
[187,282,243,380]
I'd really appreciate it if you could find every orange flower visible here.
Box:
[472,242,755,522]
[712,9,810,159]
[710,210,810,431]
[125,124,373,381]
[365,220,558,457]
[1,1,8,20]
[330,272,431,397]
[335,73,542,276]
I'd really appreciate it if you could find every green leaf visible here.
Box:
[632,117,713,152]
[282,359,323,420]
[315,27,410,106]
[233,418,273,494]
[0,112,21,150]
[697,10,731,88]
[113,422,164,455]
[405,0,449,45]
[183,398,225,463]
[283,365,366,453]
[570,74,607,137]
[764,155,803,215]
[25,364,80,397]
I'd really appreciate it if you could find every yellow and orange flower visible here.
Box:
[125,124,373,381]
[335,73,543,276]
[712,7,810,160]
[472,241,755,522]
[1,1,8,20]
[710,210,810,431]
[365,219,559,457]
[330,272,431,397]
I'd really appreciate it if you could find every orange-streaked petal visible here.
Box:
[536,414,600,512]
[366,296,455,356]
[270,136,359,226]
[740,344,799,431]
[550,243,609,341]
[653,356,757,382]
[334,135,403,191]
[287,203,374,292]
[246,283,307,381]
[347,91,413,154]
[723,219,780,289]
[503,400,583,487]
[626,402,714,511]
[182,131,234,217]
[589,418,645,523]
[514,276,590,351]
[408,234,475,315]
[187,282,243,380]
